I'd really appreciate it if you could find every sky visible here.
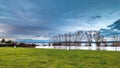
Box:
[0,0,120,40]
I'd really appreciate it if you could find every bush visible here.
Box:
[0,42,37,48]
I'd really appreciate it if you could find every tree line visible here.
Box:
[0,39,38,48]
[50,30,120,47]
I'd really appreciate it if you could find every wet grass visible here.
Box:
[0,47,120,68]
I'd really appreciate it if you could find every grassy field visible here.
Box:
[0,48,120,68]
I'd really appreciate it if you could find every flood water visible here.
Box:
[35,43,120,51]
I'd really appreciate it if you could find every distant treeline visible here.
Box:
[0,39,38,48]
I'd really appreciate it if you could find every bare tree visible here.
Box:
[102,38,107,47]
[112,34,120,47]
[85,31,92,46]
[93,31,104,50]
[94,31,100,46]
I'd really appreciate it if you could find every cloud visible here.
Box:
[108,19,120,30]
[90,15,101,19]
[0,0,120,40]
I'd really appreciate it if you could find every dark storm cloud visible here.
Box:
[108,19,120,30]
[6,25,57,35]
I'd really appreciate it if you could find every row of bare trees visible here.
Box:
[112,34,120,47]
[50,30,108,47]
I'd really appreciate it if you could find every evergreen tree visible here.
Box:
[1,39,5,43]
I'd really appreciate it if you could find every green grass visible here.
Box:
[0,47,120,68]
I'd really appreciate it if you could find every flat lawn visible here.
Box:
[0,48,120,68]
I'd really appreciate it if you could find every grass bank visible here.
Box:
[0,47,120,68]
